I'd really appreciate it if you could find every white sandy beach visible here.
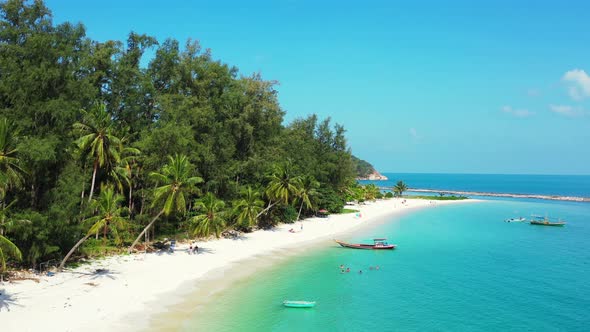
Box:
[1,198,475,332]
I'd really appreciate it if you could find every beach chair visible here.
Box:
[169,239,176,253]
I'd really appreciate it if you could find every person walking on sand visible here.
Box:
[188,244,193,255]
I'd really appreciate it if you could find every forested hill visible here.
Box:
[0,0,358,272]
[353,156,387,180]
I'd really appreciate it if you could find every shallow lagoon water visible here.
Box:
[181,199,590,331]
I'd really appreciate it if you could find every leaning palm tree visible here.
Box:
[59,186,128,270]
[0,197,23,281]
[233,186,264,229]
[258,162,302,218]
[73,103,122,202]
[128,154,203,253]
[296,176,319,221]
[0,118,26,196]
[191,192,227,238]
[393,180,408,197]
[0,233,21,282]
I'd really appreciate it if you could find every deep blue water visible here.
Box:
[360,173,590,197]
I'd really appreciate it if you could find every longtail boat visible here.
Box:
[530,215,566,227]
[335,238,396,250]
[283,300,316,308]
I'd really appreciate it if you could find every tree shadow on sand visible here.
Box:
[72,268,119,281]
[0,289,22,312]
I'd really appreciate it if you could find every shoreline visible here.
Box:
[1,198,478,332]
[403,188,590,202]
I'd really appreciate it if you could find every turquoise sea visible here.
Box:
[178,175,590,331]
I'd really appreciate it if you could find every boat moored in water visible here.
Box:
[283,300,316,308]
[505,217,527,222]
[530,215,566,227]
[335,238,396,250]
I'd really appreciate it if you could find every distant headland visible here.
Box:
[353,156,388,180]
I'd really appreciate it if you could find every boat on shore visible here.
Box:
[530,215,566,227]
[283,300,316,308]
[335,238,396,250]
[505,217,527,222]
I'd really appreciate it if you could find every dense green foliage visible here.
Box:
[352,156,377,178]
[0,0,359,272]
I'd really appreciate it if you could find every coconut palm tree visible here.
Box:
[363,184,380,201]
[191,192,227,238]
[0,232,21,282]
[233,186,263,229]
[128,154,203,253]
[59,186,128,270]
[107,144,141,210]
[393,180,408,197]
[73,103,122,202]
[257,162,302,218]
[0,197,23,281]
[0,118,26,197]
[296,176,319,221]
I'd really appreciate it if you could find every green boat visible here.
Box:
[283,300,316,308]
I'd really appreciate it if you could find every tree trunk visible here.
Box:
[256,200,277,219]
[297,200,304,221]
[103,223,108,252]
[128,209,164,253]
[59,233,93,271]
[128,184,133,212]
[88,160,98,202]
[139,191,145,216]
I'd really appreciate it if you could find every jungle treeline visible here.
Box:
[0,0,377,272]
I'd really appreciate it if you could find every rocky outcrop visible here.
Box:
[357,170,388,181]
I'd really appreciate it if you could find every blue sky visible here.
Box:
[46,0,590,175]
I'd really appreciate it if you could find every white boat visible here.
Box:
[283,300,316,308]
[505,217,527,222]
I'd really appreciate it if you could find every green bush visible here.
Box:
[385,192,394,198]
[317,188,345,213]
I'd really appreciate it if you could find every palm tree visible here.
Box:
[0,198,23,281]
[363,184,380,201]
[233,186,263,229]
[0,118,26,197]
[128,154,203,253]
[73,103,122,202]
[191,192,227,238]
[107,144,141,209]
[59,186,128,270]
[393,180,408,197]
[257,162,302,218]
[0,232,21,282]
[296,176,319,221]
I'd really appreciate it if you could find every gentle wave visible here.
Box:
[401,188,590,202]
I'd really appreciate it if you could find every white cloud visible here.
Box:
[501,105,534,118]
[562,69,590,100]
[549,104,584,117]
